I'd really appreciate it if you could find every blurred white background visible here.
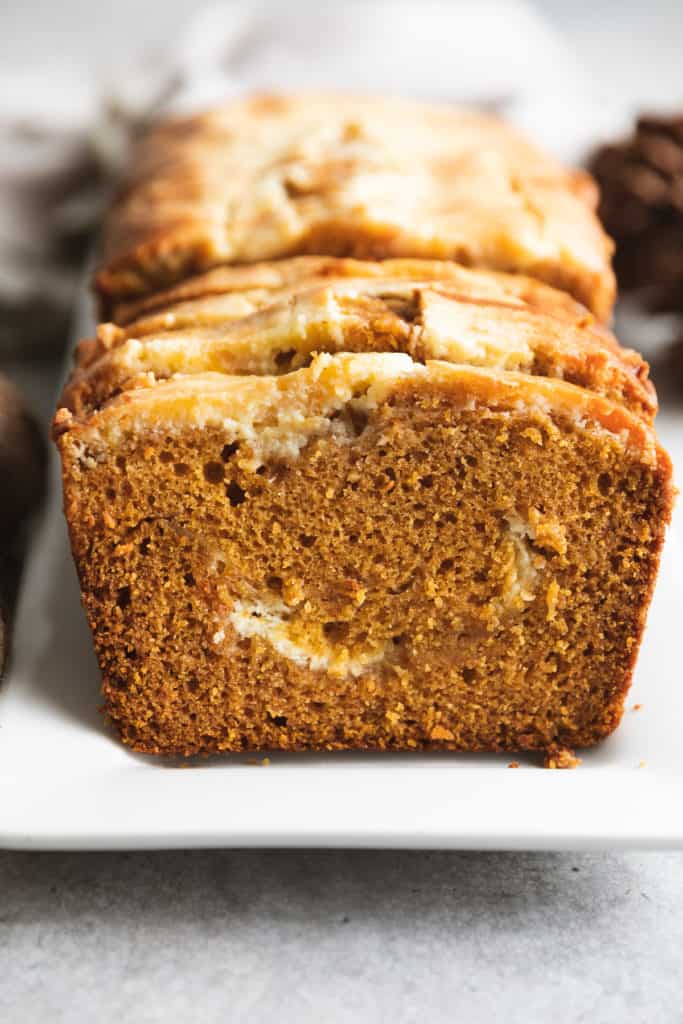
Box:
[0,0,682,109]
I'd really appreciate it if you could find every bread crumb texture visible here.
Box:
[544,747,582,770]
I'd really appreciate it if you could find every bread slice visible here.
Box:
[54,353,672,756]
[94,94,615,319]
[65,258,654,420]
[107,255,597,329]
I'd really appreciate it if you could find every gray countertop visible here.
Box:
[3,2,683,1021]
[3,849,683,1022]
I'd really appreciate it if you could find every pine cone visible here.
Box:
[660,333,683,391]
[590,113,683,311]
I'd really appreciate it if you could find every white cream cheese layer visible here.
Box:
[228,596,385,678]
[502,513,543,608]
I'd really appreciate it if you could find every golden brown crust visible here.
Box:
[95,93,615,319]
[63,259,654,421]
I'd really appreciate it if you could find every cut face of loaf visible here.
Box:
[64,258,654,421]
[55,353,672,756]
[94,93,615,319]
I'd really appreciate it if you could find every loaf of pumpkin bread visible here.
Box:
[54,94,672,757]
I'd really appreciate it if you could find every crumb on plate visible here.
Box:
[544,746,582,770]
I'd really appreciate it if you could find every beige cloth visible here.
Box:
[0,1,585,358]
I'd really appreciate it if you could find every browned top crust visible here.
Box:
[65,258,654,422]
[95,93,615,320]
[55,353,665,475]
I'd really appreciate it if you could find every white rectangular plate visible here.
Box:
[1,450,683,850]
[6,17,683,851]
